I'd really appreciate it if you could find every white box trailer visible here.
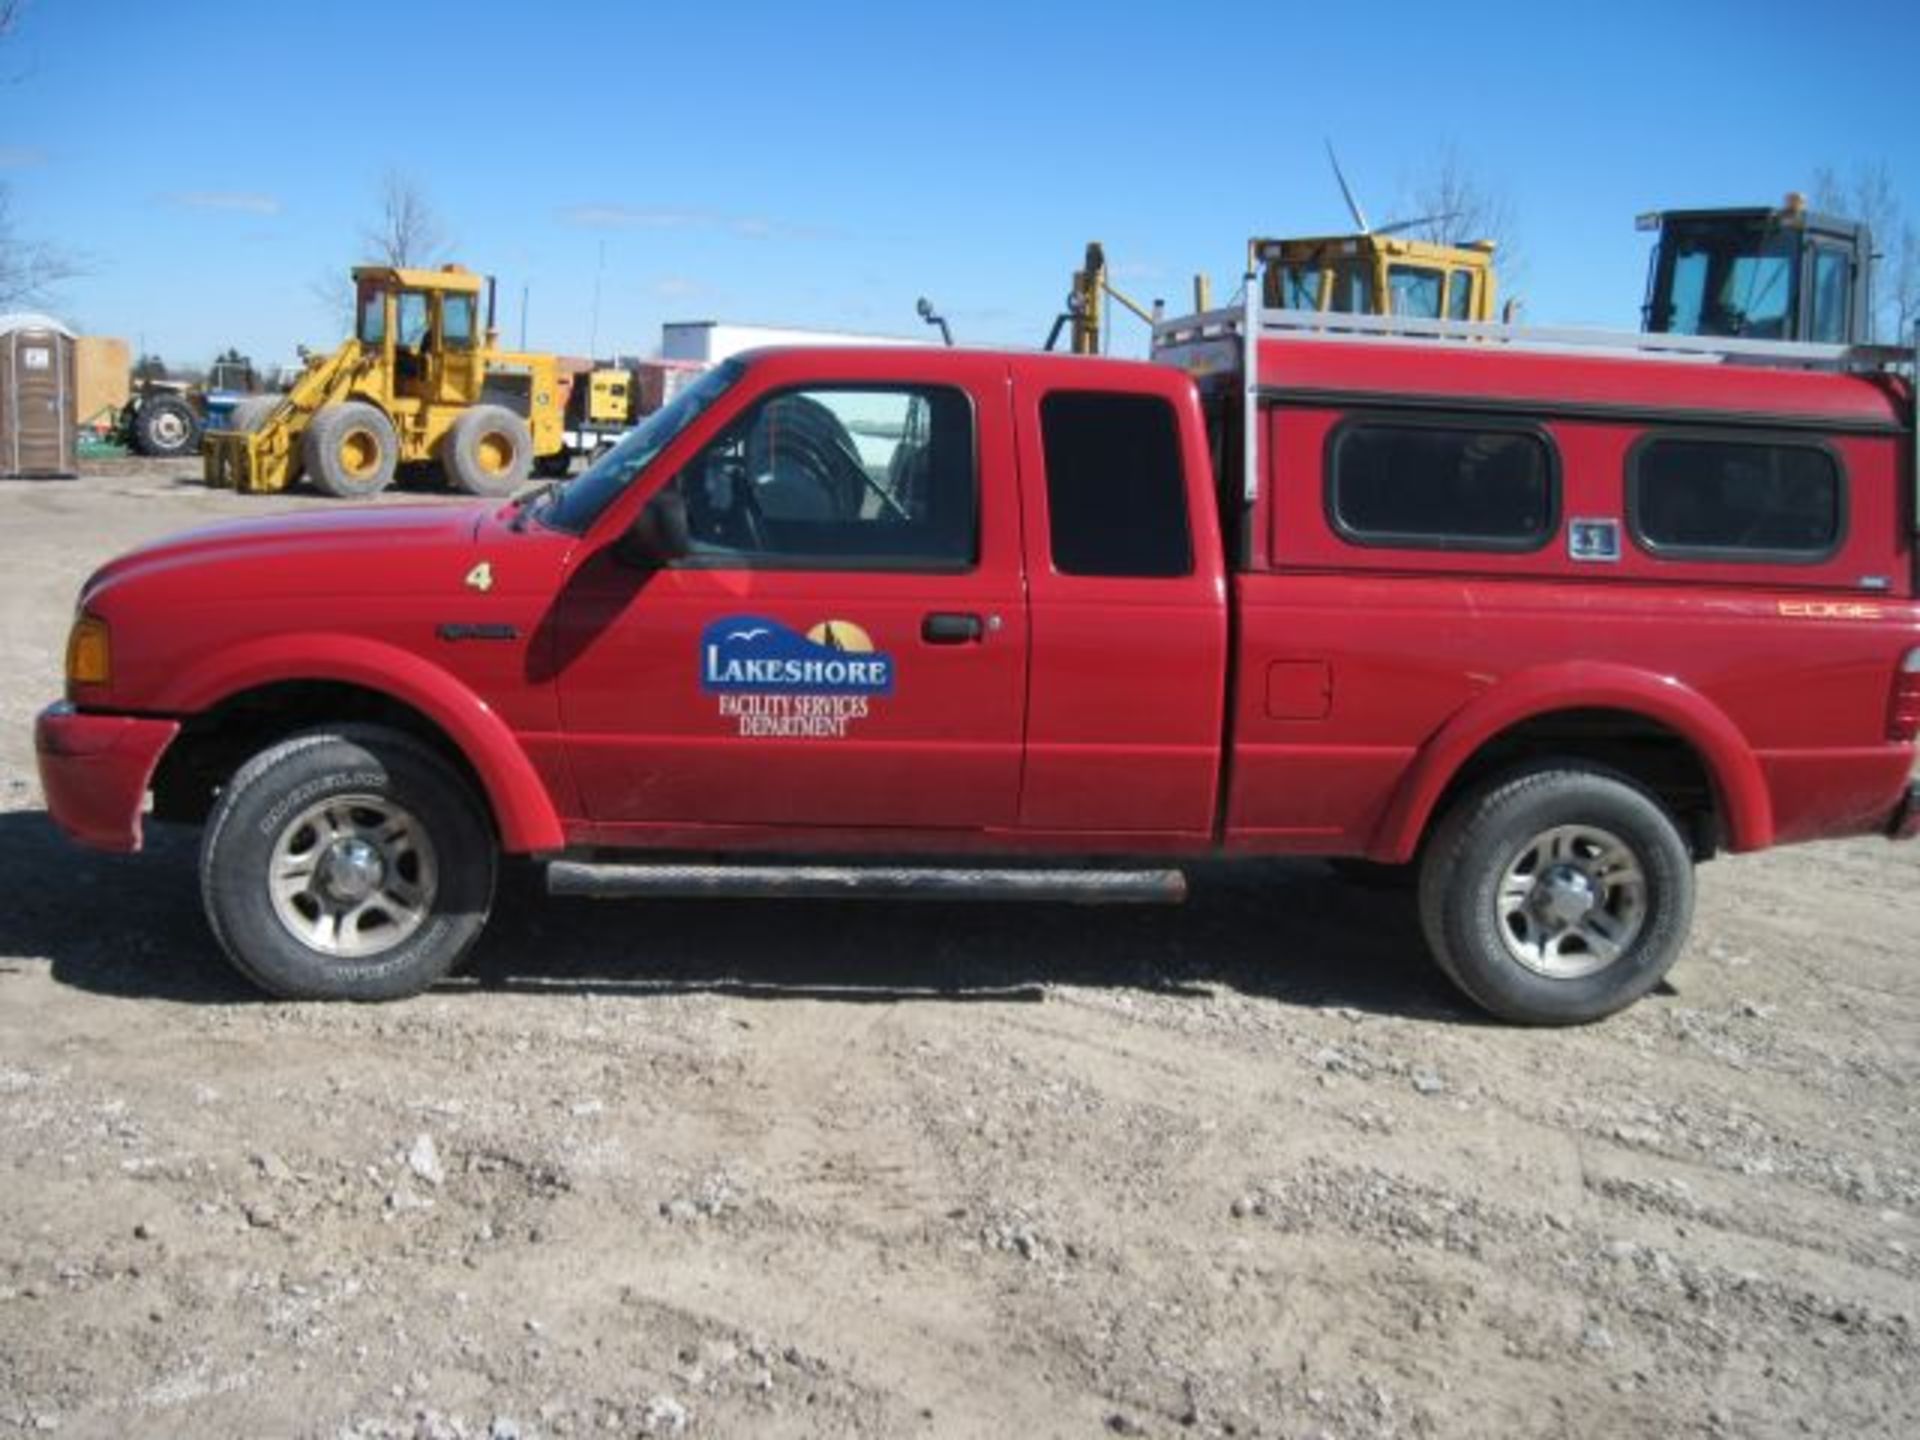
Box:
[661,321,926,365]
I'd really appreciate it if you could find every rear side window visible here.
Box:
[1628,436,1843,561]
[1041,392,1192,577]
[1327,420,1557,551]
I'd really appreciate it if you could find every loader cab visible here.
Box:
[1640,200,1873,344]
[1255,235,1496,323]
[351,265,487,407]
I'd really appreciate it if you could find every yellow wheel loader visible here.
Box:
[204,264,569,498]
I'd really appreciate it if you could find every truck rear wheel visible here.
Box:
[1417,764,1694,1025]
[304,401,398,498]
[199,726,496,1001]
[132,395,200,457]
[442,405,534,496]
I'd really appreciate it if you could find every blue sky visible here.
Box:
[3,0,1916,367]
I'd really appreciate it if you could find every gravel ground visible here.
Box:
[1,460,1917,1439]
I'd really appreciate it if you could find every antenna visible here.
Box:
[588,239,605,357]
[1324,139,1461,243]
[1374,212,1459,238]
[1326,139,1371,234]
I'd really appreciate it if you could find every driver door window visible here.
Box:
[665,385,976,569]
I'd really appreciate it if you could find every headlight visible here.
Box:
[66,614,111,687]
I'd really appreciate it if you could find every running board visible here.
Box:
[544,861,1188,905]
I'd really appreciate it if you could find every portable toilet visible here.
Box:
[1,313,78,478]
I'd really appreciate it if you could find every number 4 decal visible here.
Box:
[465,562,494,593]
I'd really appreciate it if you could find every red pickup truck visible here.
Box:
[35,305,1920,1023]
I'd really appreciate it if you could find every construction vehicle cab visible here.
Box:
[1639,198,1872,343]
[204,263,567,499]
[355,266,491,413]
[1254,234,1497,322]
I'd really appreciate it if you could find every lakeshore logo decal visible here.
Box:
[700,615,894,739]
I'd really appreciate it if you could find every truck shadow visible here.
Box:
[0,810,1476,1022]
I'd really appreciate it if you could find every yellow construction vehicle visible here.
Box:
[1046,144,1506,353]
[1250,232,1497,322]
[204,264,569,498]
[1254,143,1501,322]
[1046,231,1500,357]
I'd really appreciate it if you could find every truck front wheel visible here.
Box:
[1417,765,1694,1025]
[199,727,496,1001]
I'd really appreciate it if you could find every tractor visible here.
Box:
[204,264,568,498]
[117,356,256,459]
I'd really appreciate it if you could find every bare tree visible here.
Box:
[1811,161,1917,342]
[1399,144,1523,280]
[0,2,80,307]
[310,171,454,332]
[0,181,83,308]
[362,170,450,269]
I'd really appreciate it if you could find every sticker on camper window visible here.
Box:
[700,615,893,739]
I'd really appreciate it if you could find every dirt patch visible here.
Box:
[1,462,1916,1438]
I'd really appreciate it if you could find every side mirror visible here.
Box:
[617,490,690,567]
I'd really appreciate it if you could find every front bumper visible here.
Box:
[1891,782,1920,841]
[35,703,180,853]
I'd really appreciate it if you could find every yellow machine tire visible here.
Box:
[223,395,306,486]
[304,402,398,499]
[442,405,535,497]
[225,396,281,433]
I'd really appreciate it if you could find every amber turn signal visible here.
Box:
[66,615,110,687]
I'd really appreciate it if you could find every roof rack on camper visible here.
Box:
[1150,285,1919,525]
[1151,294,1918,376]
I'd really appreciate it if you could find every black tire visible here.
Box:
[441,404,535,496]
[199,726,496,1001]
[224,395,281,433]
[132,395,200,458]
[303,401,398,498]
[1417,764,1694,1025]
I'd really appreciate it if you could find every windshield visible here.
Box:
[1386,265,1444,319]
[1655,224,1798,339]
[541,359,746,533]
[1276,259,1373,313]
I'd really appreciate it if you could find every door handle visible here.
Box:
[921,611,983,644]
